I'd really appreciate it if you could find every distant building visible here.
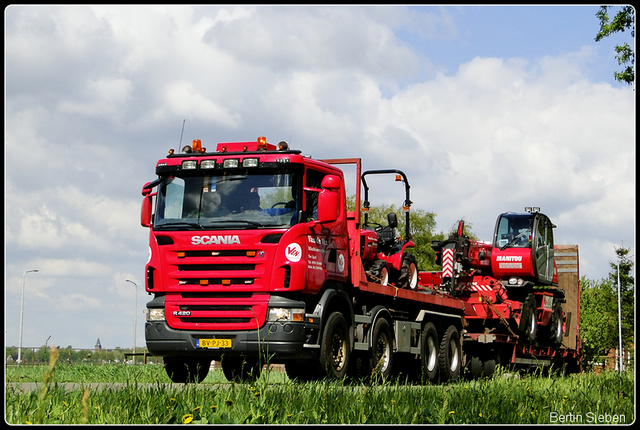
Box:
[95,338,102,351]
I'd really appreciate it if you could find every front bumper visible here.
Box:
[145,319,316,361]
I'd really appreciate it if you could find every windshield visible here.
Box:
[494,214,533,249]
[154,169,301,230]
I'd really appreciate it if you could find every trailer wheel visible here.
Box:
[164,357,211,383]
[420,322,439,383]
[519,294,538,344]
[439,325,462,382]
[370,318,394,380]
[221,356,261,383]
[319,312,351,380]
[398,254,418,289]
[468,352,497,379]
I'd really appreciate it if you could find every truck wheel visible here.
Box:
[420,322,439,383]
[221,356,261,383]
[438,325,462,382]
[543,300,564,347]
[370,317,393,380]
[398,254,418,289]
[319,312,351,380]
[164,358,210,383]
[519,294,538,344]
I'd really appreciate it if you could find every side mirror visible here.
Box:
[387,212,398,229]
[141,196,153,228]
[317,189,339,224]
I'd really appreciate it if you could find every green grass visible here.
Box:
[5,350,635,424]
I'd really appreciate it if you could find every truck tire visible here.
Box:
[398,254,418,289]
[438,325,462,382]
[420,322,439,383]
[370,317,393,380]
[519,293,538,344]
[468,352,497,379]
[164,357,211,383]
[319,311,351,380]
[221,356,261,383]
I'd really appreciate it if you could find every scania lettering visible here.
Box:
[191,235,241,245]
[140,137,581,383]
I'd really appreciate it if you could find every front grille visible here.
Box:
[181,318,253,324]
[178,264,255,271]
[165,292,269,331]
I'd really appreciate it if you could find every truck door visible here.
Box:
[533,214,555,284]
[305,168,349,285]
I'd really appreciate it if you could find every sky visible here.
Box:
[4,5,635,351]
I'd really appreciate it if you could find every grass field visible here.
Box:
[5,351,635,424]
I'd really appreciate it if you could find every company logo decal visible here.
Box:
[191,235,241,245]
[285,243,302,262]
[496,256,523,262]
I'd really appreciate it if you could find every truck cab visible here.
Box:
[141,138,352,382]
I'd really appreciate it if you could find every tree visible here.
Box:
[595,5,635,85]
[580,277,618,363]
[579,245,635,365]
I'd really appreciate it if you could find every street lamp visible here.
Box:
[126,279,138,361]
[18,269,39,364]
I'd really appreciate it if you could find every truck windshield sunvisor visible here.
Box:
[153,169,302,230]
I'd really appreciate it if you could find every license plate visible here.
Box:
[197,338,232,349]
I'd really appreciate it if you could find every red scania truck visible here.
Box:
[140,137,581,383]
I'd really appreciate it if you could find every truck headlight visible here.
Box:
[267,308,305,322]
[145,308,166,321]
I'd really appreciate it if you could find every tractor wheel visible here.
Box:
[164,357,211,383]
[319,312,351,380]
[221,356,261,383]
[438,325,462,382]
[542,299,564,347]
[420,322,439,383]
[518,294,538,345]
[370,317,394,380]
[398,254,419,289]
[369,260,389,286]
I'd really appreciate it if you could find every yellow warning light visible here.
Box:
[222,279,231,285]
[246,251,257,257]
[177,252,186,258]
[395,175,403,182]
[200,279,209,286]
[168,149,175,155]
[257,136,268,150]
[192,139,202,152]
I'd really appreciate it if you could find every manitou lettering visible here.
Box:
[496,255,523,262]
[191,235,241,245]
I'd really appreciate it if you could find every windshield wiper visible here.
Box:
[499,231,528,251]
[155,222,204,230]
[204,220,266,228]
